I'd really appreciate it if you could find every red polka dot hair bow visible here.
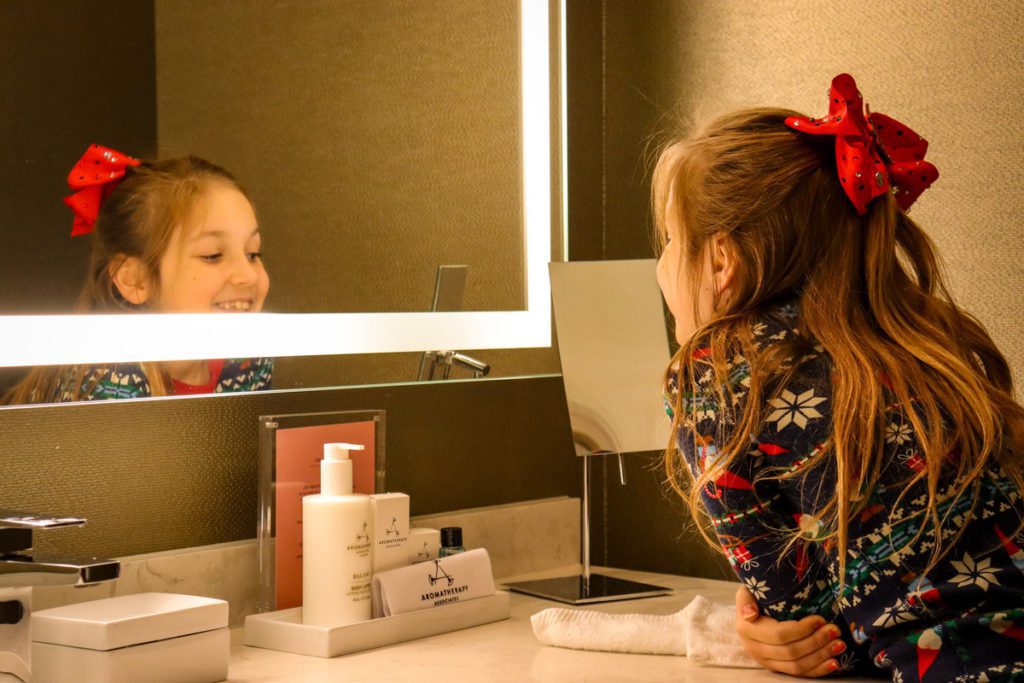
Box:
[784,73,938,215]
[63,144,140,236]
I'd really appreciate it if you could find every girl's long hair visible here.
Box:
[657,108,1024,579]
[4,156,246,404]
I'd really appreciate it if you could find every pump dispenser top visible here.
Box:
[321,442,364,496]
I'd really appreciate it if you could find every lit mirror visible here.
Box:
[0,0,563,402]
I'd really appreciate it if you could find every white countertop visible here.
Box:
[227,567,879,682]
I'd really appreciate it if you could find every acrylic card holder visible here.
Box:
[257,410,385,613]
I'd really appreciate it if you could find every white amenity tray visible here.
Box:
[243,591,510,658]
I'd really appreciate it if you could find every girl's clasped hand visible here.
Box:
[735,587,844,678]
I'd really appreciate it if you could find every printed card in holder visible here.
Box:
[371,548,496,618]
[257,410,385,612]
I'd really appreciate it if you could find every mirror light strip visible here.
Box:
[0,0,555,367]
[520,0,553,320]
[2,312,546,366]
[559,0,569,260]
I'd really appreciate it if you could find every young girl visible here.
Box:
[658,74,1024,681]
[5,144,272,403]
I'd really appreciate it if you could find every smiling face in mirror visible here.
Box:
[90,158,272,392]
[75,155,269,316]
[135,184,269,315]
[2,155,276,404]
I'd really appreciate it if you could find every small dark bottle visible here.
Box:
[438,526,466,557]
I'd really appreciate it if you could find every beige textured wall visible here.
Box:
[653,0,1024,391]
[155,0,522,315]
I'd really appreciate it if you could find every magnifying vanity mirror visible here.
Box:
[0,0,564,402]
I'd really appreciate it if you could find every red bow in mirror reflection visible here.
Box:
[63,144,140,236]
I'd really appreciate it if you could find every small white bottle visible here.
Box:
[302,443,372,626]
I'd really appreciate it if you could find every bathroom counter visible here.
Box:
[227,566,879,682]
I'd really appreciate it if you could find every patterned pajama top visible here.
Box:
[55,357,273,401]
[668,301,1024,682]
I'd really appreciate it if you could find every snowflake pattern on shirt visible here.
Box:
[666,301,1024,682]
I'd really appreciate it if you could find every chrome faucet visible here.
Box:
[0,510,120,588]
[418,351,491,380]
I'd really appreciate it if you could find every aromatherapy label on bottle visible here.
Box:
[369,493,410,573]
[348,520,372,562]
[408,528,441,564]
[348,571,371,602]
[346,526,372,604]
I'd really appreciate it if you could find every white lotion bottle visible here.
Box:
[302,443,372,626]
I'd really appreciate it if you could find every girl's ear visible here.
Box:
[709,234,736,300]
[109,256,151,305]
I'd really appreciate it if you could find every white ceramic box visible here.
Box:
[31,593,229,683]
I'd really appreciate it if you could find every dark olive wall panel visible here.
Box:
[155,0,523,316]
[0,376,577,560]
[565,0,604,262]
[0,0,157,314]
[566,0,727,582]
[567,0,679,264]
[589,453,733,582]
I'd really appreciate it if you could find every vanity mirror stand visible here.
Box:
[505,260,676,604]
[505,450,670,604]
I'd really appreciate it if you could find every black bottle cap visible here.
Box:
[0,600,24,625]
[440,526,463,548]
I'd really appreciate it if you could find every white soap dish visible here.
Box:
[244,591,510,658]
[33,592,227,651]
[32,593,229,683]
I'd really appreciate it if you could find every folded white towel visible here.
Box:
[680,595,759,668]
[530,595,759,669]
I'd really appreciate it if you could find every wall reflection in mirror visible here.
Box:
[0,0,558,404]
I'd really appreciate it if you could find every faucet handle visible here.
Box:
[0,511,86,557]
[0,528,33,556]
[0,510,86,529]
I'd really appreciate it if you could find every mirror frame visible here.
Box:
[0,0,560,368]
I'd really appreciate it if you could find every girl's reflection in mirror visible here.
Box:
[4,145,272,404]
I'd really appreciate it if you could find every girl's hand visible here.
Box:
[735,586,844,677]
